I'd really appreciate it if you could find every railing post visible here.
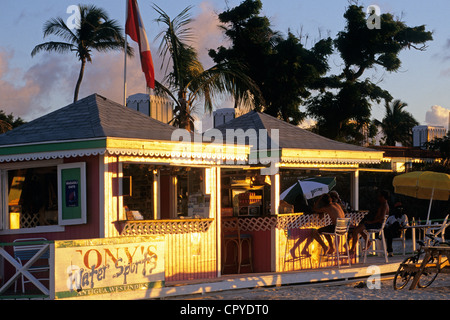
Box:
[49,242,55,300]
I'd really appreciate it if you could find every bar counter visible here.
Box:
[226,211,368,272]
[117,218,216,282]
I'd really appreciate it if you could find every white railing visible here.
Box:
[222,211,368,232]
[0,240,54,299]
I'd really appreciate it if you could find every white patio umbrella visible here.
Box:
[280,177,336,204]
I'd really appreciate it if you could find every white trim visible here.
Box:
[0,225,65,235]
[98,155,105,238]
[1,161,65,232]
[0,137,106,148]
[0,169,5,231]
[0,148,106,163]
[0,159,63,170]
[57,162,87,226]
[107,149,248,162]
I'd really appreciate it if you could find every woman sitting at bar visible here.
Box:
[349,190,390,254]
[310,193,346,255]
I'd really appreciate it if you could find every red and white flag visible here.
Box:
[125,0,155,89]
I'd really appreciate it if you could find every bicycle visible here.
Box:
[393,233,449,290]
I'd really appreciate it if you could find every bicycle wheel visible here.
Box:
[393,256,416,290]
[418,256,440,288]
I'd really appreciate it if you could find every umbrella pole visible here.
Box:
[426,187,435,224]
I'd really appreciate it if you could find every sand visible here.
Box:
[188,274,450,300]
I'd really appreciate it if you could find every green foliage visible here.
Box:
[0,110,25,133]
[424,134,450,169]
[307,4,432,143]
[209,0,332,125]
[153,4,260,132]
[374,100,419,146]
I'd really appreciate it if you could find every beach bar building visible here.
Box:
[211,111,385,273]
[0,94,384,299]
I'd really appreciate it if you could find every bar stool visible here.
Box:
[362,215,389,263]
[319,218,352,268]
[222,217,253,274]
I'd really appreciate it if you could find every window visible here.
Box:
[2,161,87,231]
[176,167,206,217]
[7,166,58,229]
[123,164,155,220]
[122,164,210,220]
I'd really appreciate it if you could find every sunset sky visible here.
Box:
[1,0,449,130]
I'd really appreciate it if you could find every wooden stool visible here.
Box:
[222,217,253,273]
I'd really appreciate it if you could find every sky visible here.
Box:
[1,0,450,131]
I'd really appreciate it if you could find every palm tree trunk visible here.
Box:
[74,58,86,102]
[178,90,192,132]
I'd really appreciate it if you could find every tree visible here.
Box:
[31,5,132,102]
[424,134,450,168]
[307,4,432,143]
[0,110,25,134]
[209,0,332,125]
[375,99,418,146]
[153,4,260,132]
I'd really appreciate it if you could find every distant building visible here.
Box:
[370,145,442,172]
[127,93,173,124]
[412,125,446,149]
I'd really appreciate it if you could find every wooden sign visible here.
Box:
[53,236,165,299]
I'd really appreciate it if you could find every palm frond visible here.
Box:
[42,17,78,44]
[31,41,75,56]
[186,61,262,113]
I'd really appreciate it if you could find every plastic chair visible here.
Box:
[362,215,389,263]
[319,218,352,268]
[392,228,407,255]
[425,214,449,244]
[221,217,253,274]
[13,238,50,293]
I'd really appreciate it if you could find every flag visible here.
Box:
[126,0,155,89]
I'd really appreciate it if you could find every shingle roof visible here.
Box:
[211,110,377,153]
[0,94,177,146]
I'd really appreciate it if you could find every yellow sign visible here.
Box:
[54,236,165,299]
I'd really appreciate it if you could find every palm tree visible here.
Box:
[0,110,25,134]
[153,5,260,132]
[0,120,12,134]
[375,99,419,146]
[31,5,133,102]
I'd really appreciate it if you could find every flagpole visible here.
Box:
[123,0,128,107]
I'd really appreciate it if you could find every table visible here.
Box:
[405,224,443,251]
[408,246,450,290]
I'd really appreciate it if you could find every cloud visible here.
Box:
[0,49,68,121]
[189,1,227,68]
[0,2,228,122]
[425,105,449,130]
[0,45,155,121]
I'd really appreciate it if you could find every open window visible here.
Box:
[6,166,58,229]
[2,161,87,231]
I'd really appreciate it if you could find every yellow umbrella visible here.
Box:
[393,171,450,223]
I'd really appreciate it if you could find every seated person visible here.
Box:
[329,190,350,213]
[384,202,408,257]
[310,193,345,255]
[350,190,390,253]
